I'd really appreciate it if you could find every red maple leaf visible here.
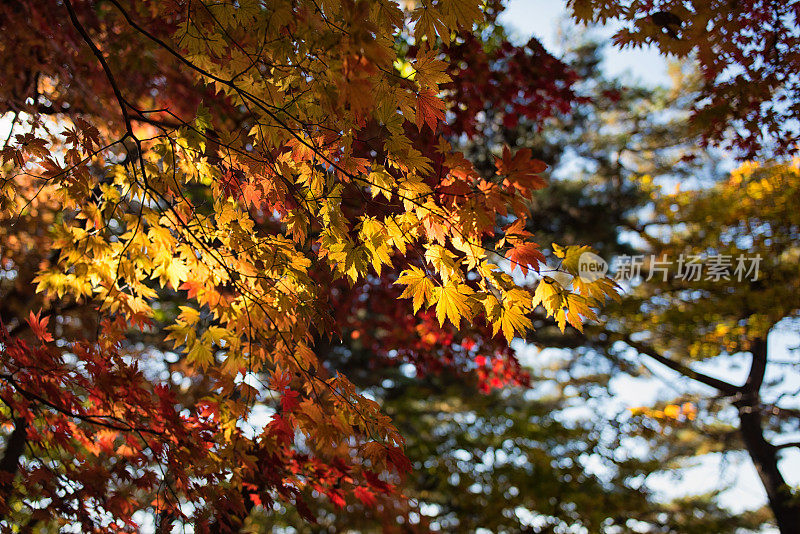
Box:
[328,489,346,508]
[354,486,377,507]
[385,445,412,474]
[280,389,300,413]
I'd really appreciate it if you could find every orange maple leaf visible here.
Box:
[416,89,446,132]
[507,242,545,275]
[27,310,54,342]
[495,147,548,197]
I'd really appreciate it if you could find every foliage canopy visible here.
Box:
[1,0,799,532]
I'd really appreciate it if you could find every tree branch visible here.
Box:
[35,103,183,130]
[619,334,740,396]
[743,337,769,394]
[63,0,133,136]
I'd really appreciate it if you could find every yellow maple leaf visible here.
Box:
[187,340,214,370]
[396,266,434,313]
[411,6,450,45]
[425,244,459,282]
[433,282,473,327]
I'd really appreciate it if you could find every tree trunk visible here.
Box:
[737,338,800,534]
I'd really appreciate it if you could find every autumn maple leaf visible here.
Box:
[385,445,412,474]
[507,242,546,275]
[353,486,378,507]
[26,310,54,342]
[495,146,548,197]
[416,89,446,132]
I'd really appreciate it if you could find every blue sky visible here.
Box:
[500,0,670,85]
